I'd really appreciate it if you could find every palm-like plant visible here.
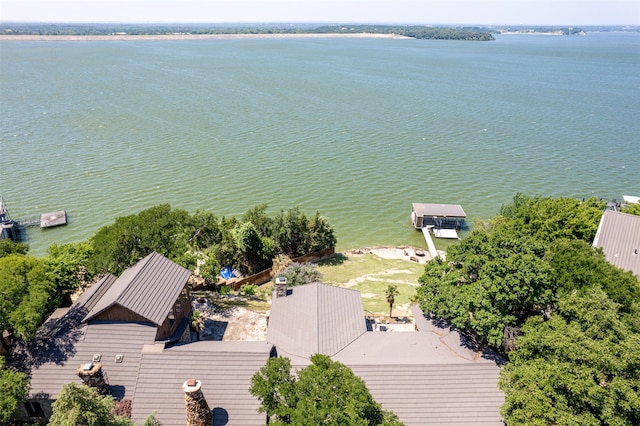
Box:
[190,310,205,341]
[385,285,400,319]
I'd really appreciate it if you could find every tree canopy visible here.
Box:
[415,194,640,424]
[250,354,404,425]
[500,288,640,426]
[0,356,29,424]
[416,195,640,349]
[0,254,58,341]
[87,204,336,277]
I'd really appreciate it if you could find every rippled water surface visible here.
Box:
[1,33,639,255]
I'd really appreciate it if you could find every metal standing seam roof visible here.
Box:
[593,210,640,277]
[349,363,504,426]
[28,322,158,401]
[132,341,273,425]
[267,283,367,358]
[332,305,504,425]
[84,252,192,325]
[412,203,467,218]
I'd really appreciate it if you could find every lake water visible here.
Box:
[1,32,639,255]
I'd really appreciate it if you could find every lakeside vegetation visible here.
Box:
[2,195,640,423]
[0,23,495,40]
[415,194,640,425]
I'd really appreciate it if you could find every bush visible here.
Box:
[240,283,257,296]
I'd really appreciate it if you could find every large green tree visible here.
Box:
[0,254,58,340]
[88,204,193,275]
[416,194,637,349]
[250,354,404,425]
[500,288,640,426]
[49,382,161,426]
[417,228,555,348]
[0,355,29,424]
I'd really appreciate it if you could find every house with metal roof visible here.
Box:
[268,283,505,425]
[19,254,504,425]
[593,210,640,277]
[18,252,271,424]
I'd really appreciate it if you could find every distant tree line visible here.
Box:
[0,23,494,40]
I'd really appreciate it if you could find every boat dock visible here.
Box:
[422,227,439,259]
[0,197,67,242]
[412,202,466,258]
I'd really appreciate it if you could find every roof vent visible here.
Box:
[93,354,102,362]
[115,354,124,363]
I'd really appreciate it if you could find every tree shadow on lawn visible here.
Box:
[317,253,348,266]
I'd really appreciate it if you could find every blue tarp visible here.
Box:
[220,266,234,280]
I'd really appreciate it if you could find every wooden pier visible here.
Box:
[0,197,67,242]
[421,227,439,259]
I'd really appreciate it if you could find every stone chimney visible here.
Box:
[183,378,212,426]
[76,363,109,395]
[275,276,287,298]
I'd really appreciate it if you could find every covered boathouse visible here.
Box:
[411,203,467,230]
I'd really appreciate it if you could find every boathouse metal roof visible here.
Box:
[412,203,467,219]
[84,252,192,325]
[593,210,640,277]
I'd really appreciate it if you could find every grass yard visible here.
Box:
[317,252,425,315]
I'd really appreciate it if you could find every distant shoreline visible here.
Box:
[0,33,412,42]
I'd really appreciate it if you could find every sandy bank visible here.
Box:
[0,33,411,42]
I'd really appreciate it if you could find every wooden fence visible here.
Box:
[221,247,336,291]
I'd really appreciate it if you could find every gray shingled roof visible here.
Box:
[132,341,272,425]
[593,210,640,277]
[84,252,192,325]
[267,283,367,358]
[412,203,467,218]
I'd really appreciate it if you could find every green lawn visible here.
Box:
[317,253,425,314]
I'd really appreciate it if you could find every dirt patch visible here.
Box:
[192,299,268,342]
[345,246,433,263]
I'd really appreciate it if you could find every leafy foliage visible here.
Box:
[414,194,640,424]
[86,204,335,278]
[0,239,29,258]
[0,254,58,340]
[416,194,633,349]
[418,230,555,347]
[276,262,322,287]
[250,354,404,425]
[45,241,94,295]
[49,382,134,426]
[622,202,640,216]
[500,288,640,426]
[0,356,29,423]
[88,204,193,275]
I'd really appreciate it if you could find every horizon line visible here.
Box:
[1,21,639,28]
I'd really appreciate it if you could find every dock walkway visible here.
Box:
[421,227,439,260]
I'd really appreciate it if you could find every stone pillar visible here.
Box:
[275,276,287,298]
[76,363,109,395]
[183,378,212,426]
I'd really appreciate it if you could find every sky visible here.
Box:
[1,0,639,26]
